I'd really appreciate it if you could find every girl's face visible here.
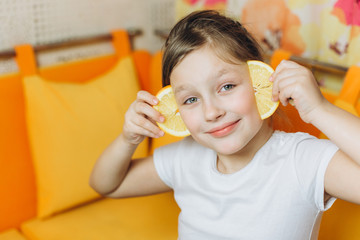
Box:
[170,46,267,157]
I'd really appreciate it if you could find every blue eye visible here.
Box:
[184,97,198,104]
[221,84,235,91]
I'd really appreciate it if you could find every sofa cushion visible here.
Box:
[23,55,148,218]
[0,229,27,240]
[21,192,179,240]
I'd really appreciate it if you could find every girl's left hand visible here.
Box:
[270,60,326,124]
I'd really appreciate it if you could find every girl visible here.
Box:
[90,10,360,239]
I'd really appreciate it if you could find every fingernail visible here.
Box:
[153,99,159,105]
[269,76,273,82]
[159,116,165,122]
[159,131,164,137]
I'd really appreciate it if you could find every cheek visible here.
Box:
[180,110,201,132]
[230,90,258,116]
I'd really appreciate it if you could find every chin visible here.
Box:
[214,141,248,156]
[195,135,248,155]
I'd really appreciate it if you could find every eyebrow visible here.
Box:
[174,85,190,95]
[174,68,230,95]
[216,68,229,78]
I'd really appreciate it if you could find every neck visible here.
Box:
[217,121,273,174]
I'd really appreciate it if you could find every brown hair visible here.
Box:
[162,10,264,87]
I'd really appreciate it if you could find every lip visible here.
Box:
[206,119,240,138]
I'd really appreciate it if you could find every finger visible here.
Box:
[276,75,300,105]
[134,101,165,123]
[129,122,162,139]
[124,106,163,138]
[271,62,288,100]
[270,60,301,82]
[275,60,302,72]
[269,60,302,82]
[137,90,159,106]
[277,80,300,107]
[132,115,164,137]
[276,73,298,91]
[271,63,301,101]
[271,72,283,102]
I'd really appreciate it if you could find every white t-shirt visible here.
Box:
[154,131,339,240]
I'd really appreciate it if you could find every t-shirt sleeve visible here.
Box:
[153,140,182,189]
[293,134,339,211]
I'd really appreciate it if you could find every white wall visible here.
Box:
[0,0,175,74]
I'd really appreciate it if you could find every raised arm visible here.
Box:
[89,91,171,198]
[271,60,360,204]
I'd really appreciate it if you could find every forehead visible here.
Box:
[170,46,249,89]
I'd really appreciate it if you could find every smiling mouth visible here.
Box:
[207,119,241,137]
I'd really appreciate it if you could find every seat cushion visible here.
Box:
[21,192,180,240]
[0,229,27,240]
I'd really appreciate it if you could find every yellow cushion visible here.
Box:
[23,56,148,218]
[21,192,179,240]
[0,229,27,240]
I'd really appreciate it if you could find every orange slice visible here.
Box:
[247,60,279,119]
[153,86,190,137]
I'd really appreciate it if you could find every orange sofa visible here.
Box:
[0,30,359,240]
[0,30,180,240]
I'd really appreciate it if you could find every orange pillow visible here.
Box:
[23,56,148,218]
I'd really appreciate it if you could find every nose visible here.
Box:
[203,99,225,122]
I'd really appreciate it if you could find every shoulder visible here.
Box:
[271,131,338,171]
[272,130,316,143]
[269,131,337,158]
[270,130,328,149]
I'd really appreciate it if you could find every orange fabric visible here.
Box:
[2,26,38,226]
[21,192,180,240]
[111,30,131,59]
[338,66,360,107]
[272,104,321,136]
[39,55,117,83]
[270,49,292,69]
[321,88,338,104]
[332,66,360,119]
[0,73,37,231]
[149,51,164,95]
[272,86,337,137]
[132,50,152,91]
[15,45,37,77]
[320,200,360,240]
[0,228,27,240]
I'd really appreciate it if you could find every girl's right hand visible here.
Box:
[122,90,165,145]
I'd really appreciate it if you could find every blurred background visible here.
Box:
[0,0,175,73]
[1,0,359,88]
[1,0,359,239]
[176,0,360,92]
